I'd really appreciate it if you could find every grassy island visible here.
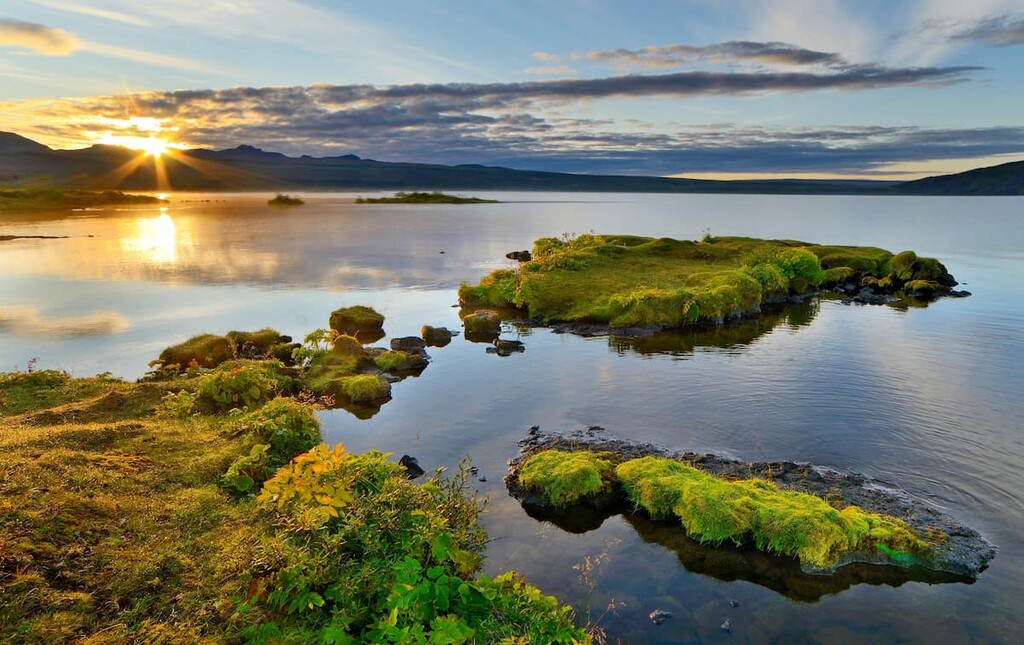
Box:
[356,191,498,204]
[0,315,590,642]
[267,193,305,206]
[460,234,958,328]
[516,450,930,570]
[0,188,166,211]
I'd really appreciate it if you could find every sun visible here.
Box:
[139,136,171,158]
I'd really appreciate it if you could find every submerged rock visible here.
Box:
[649,609,673,625]
[463,310,502,341]
[486,338,526,357]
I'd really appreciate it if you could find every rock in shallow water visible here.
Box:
[649,609,673,625]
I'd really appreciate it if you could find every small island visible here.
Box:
[267,193,305,206]
[356,191,498,204]
[460,234,968,330]
[0,188,166,211]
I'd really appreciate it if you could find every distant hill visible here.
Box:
[0,131,1019,196]
[895,159,1024,196]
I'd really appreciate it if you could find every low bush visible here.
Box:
[195,360,293,412]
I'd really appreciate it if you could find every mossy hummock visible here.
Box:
[459,235,961,329]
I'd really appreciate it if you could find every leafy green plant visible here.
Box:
[195,361,291,412]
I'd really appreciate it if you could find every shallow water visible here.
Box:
[2,192,1022,643]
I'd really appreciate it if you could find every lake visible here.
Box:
[1,192,1021,643]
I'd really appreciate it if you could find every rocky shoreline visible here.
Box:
[505,426,997,579]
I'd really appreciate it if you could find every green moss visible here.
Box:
[809,246,893,277]
[328,305,385,336]
[823,266,857,283]
[158,334,233,369]
[904,280,942,295]
[518,450,616,506]
[337,374,391,402]
[615,456,925,568]
[226,328,283,354]
[373,350,428,372]
[331,334,367,356]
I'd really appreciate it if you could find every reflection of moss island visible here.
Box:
[0,372,588,641]
[356,191,498,204]
[459,234,957,327]
[0,188,166,211]
[518,450,929,570]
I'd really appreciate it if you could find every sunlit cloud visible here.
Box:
[0,18,79,56]
[532,51,561,62]
[0,305,130,338]
[30,0,153,28]
[523,65,578,76]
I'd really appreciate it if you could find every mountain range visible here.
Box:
[1,131,1021,195]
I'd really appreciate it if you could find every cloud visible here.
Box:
[0,60,1007,178]
[532,51,561,62]
[0,306,129,338]
[31,0,153,27]
[951,14,1024,46]
[523,65,578,76]
[0,18,79,56]
[584,41,848,69]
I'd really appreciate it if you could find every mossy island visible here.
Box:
[0,308,590,642]
[267,193,305,206]
[356,191,499,204]
[507,427,996,579]
[0,188,166,211]
[460,234,968,332]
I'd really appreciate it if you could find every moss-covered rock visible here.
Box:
[373,350,428,372]
[904,280,943,296]
[332,334,367,357]
[337,374,391,402]
[328,305,385,337]
[421,325,454,346]
[158,334,232,369]
[518,450,616,506]
[462,310,502,337]
[823,266,857,284]
[225,329,286,356]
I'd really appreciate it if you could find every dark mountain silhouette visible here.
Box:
[0,131,1019,195]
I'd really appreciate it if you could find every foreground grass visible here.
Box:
[518,450,928,570]
[0,368,588,642]
[459,234,952,327]
[356,191,498,204]
[0,189,165,211]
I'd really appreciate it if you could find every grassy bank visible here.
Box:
[0,189,165,211]
[356,191,498,204]
[0,364,589,642]
[459,234,954,327]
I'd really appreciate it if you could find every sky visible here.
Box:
[1,0,1023,180]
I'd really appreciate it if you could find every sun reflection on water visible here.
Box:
[120,212,178,264]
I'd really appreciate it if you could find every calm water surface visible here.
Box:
[1,192,1022,643]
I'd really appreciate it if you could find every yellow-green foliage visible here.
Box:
[158,333,232,369]
[462,235,834,327]
[615,456,924,568]
[224,397,323,492]
[809,245,893,278]
[226,328,284,355]
[328,305,385,335]
[518,450,616,506]
[1,371,587,643]
[0,369,121,416]
[338,374,391,402]
[195,360,293,412]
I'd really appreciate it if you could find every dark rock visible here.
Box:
[649,609,673,625]
[487,338,526,357]
[721,619,732,633]
[421,325,454,346]
[391,336,427,355]
[947,289,972,298]
[478,475,487,482]
[506,250,532,262]
[399,455,425,479]
[729,599,741,608]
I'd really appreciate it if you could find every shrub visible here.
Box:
[231,397,321,466]
[742,246,826,296]
[237,446,585,642]
[195,361,292,412]
[518,450,616,506]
